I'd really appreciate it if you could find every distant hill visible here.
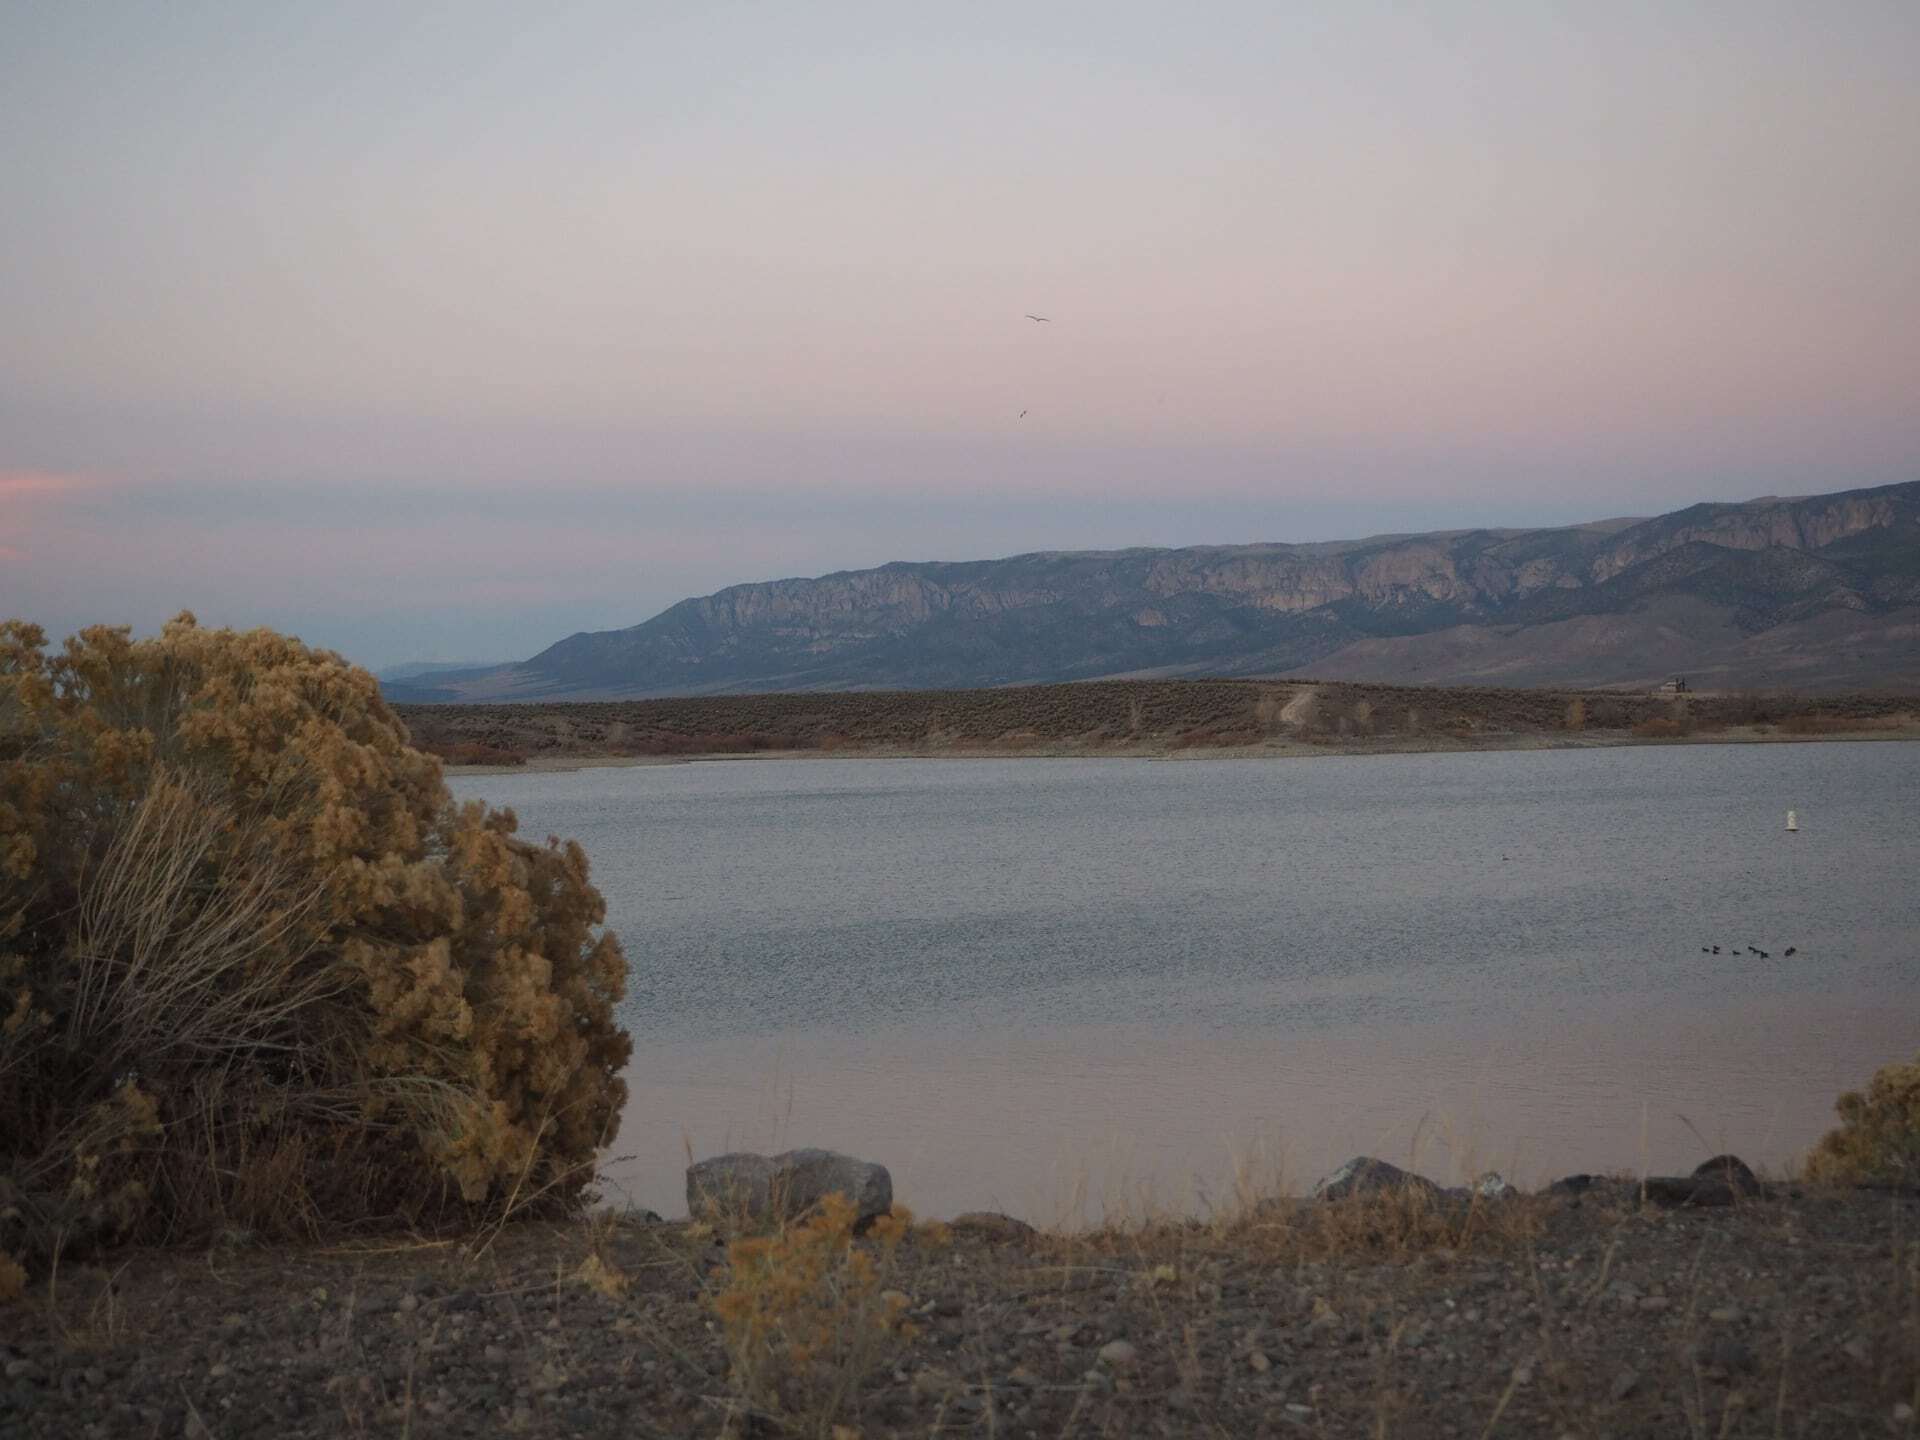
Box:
[384,480,1920,702]
[375,659,503,684]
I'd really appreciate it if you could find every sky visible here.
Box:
[3,1,1917,670]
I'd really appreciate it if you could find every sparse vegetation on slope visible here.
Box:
[0,616,629,1268]
[394,678,1917,763]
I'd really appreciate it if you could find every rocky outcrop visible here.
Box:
[386,479,1920,701]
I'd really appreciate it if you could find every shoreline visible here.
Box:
[442,722,1920,775]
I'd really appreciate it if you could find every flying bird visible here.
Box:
[1025,314,1051,322]
[1019,409,1028,419]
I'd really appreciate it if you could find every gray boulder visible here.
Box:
[1313,1157,1443,1203]
[686,1147,893,1227]
[1693,1154,1763,1196]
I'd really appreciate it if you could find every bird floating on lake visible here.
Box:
[1025,313,1051,322]
[1784,946,1797,956]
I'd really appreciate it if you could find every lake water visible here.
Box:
[447,743,1919,1222]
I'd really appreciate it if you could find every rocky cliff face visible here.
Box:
[389,480,1920,701]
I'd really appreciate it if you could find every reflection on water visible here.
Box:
[449,742,1920,1221]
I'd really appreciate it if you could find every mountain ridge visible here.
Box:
[386,479,1920,702]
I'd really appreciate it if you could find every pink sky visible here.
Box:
[3,3,1915,668]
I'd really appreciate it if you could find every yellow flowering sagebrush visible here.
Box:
[0,615,629,1259]
[711,1194,923,1431]
[1806,1054,1920,1184]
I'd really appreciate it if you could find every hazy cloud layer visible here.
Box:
[4,2,1915,667]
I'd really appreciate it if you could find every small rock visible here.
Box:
[1546,1173,1608,1198]
[1008,1365,1042,1388]
[1694,1336,1756,1376]
[1893,1401,1914,1423]
[1097,1340,1138,1367]
[1313,1157,1442,1203]
[1708,1307,1742,1325]
[1638,1296,1671,1314]
[949,1211,1036,1243]
[397,1293,418,1313]
[1843,1336,1872,1364]
[1642,1175,1739,1207]
[1611,1369,1640,1402]
[207,1362,230,1379]
[1248,1350,1272,1373]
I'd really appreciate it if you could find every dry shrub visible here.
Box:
[0,615,630,1262]
[1805,1054,1920,1184]
[1631,716,1690,739]
[0,1251,24,1303]
[1563,698,1586,731]
[711,1194,926,1432]
[1780,713,1881,736]
[426,739,527,766]
[1170,725,1264,749]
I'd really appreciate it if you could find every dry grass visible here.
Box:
[1043,1180,1550,1276]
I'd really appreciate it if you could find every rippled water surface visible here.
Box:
[449,743,1919,1220]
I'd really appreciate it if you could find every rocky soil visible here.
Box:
[4,1163,1916,1438]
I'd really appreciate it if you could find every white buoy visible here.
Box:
[1786,809,1799,832]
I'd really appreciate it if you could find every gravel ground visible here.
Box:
[3,1182,1915,1438]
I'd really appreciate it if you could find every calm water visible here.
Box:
[448,743,1919,1221]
